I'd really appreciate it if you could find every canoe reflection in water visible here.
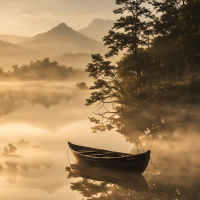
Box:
[68,142,151,173]
[66,162,150,199]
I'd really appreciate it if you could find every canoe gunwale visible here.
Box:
[68,142,150,160]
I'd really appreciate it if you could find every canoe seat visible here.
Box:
[90,152,122,157]
[79,151,103,155]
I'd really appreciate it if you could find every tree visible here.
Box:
[103,0,154,77]
[86,1,156,143]
[178,0,200,74]
[151,0,200,78]
[0,58,84,81]
[151,0,184,80]
[86,54,125,133]
[86,1,163,145]
[86,0,200,146]
[152,0,183,38]
[86,54,163,144]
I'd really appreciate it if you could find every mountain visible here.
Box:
[0,40,36,69]
[19,23,106,56]
[56,53,91,68]
[0,40,32,56]
[79,18,114,41]
[0,34,30,44]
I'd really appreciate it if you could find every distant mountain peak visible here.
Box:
[78,18,114,41]
[18,22,105,56]
[92,18,113,23]
[48,23,72,33]
[55,23,68,28]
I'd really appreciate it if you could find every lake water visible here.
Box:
[0,82,199,200]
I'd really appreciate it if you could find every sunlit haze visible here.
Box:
[0,0,199,200]
[0,0,116,36]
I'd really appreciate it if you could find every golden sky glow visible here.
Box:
[0,0,116,36]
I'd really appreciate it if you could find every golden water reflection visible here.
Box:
[0,82,128,200]
[0,82,199,200]
[66,163,149,199]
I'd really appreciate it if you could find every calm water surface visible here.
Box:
[0,82,199,200]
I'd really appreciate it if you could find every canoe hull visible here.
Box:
[68,142,150,173]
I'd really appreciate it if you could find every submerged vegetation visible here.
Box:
[86,0,200,143]
[0,58,84,81]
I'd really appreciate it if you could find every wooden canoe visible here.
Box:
[68,142,151,173]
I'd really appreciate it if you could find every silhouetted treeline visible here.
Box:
[115,0,200,83]
[0,58,84,80]
[86,0,200,143]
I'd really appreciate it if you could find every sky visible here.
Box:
[0,0,116,36]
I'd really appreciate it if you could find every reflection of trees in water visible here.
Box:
[2,139,38,156]
[1,159,52,183]
[17,139,30,148]
[0,139,53,183]
[66,157,200,200]
[66,164,149,200]
[0,139,66,193]
[0,86,77,117]
[67,168,199,200]
[71,181,146,200]
[145,170,200,200]
[2,143,17,156]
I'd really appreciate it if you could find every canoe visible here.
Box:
[66,162,149,192]
[68,142,151,173]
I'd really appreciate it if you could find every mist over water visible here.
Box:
[0,81,198,200]
[0,81,127,200]
[1,0,199,199]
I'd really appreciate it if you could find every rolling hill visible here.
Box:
[0,40,32,56]
[0,40,36,68]
[0,34,30,44]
